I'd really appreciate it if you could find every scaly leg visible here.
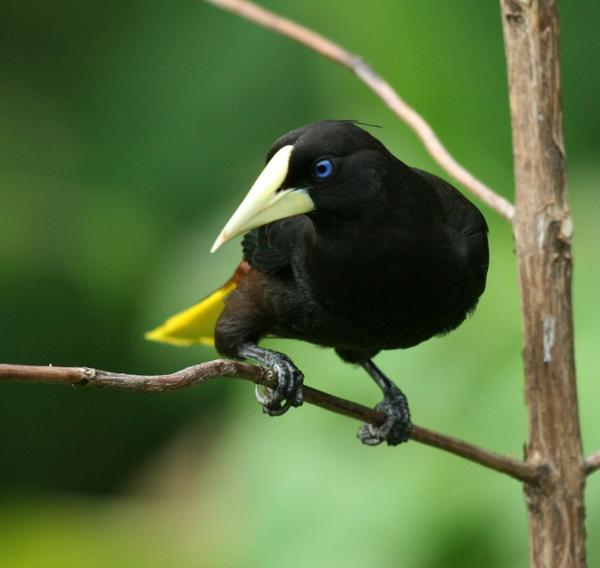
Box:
[357,359,412,446]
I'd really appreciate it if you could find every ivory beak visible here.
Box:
[211,145,314,253]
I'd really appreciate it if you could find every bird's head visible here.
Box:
[211,121,393,252]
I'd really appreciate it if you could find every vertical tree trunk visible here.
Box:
[500,1,586,566]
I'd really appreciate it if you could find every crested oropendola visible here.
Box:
[147,120,489,446]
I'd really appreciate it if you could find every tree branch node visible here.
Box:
[584,451,600,476]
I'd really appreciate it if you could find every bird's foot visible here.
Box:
[357,385,412,446]
[254,351,304,417]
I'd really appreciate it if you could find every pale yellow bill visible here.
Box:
[211,144,314,253]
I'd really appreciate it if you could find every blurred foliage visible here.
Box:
[1,1,599,567]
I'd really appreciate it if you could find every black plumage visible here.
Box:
[215,120,488,445]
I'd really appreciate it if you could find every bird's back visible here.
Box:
[413,167,489,308]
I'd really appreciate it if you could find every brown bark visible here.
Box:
[500,1,586,566]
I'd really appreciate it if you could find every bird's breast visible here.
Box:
[267,227,482,351]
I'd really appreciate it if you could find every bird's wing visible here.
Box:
[412,167,489,300]
[412,168,488,235]
[242,216,313,273]
[145,262,250,347]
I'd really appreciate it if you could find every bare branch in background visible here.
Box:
[0,362,540,484]
[204,0,515,222]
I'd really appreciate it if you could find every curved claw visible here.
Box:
[255,383,291,415]
[237,343,304,416]
[263,396,293,416]
[259,354,304,416]
[357,386,412,447]
[237,344,304,417]
[254,383,267,405]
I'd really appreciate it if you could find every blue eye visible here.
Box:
[313,158,334,180]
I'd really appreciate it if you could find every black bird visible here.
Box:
[147,121,489,446]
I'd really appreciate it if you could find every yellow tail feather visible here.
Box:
[145,281,237,347]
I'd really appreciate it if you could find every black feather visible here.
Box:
[217,121,488,368]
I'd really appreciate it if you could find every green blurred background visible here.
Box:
[1,1,599,566]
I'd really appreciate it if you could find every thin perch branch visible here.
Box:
[0,362,540,484]
[584,451,600,476]
[204,0,515,222]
